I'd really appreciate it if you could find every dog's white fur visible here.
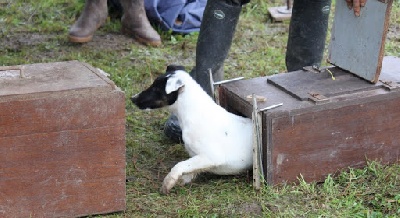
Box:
[162,70,253,194]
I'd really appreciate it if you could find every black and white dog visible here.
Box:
[131,65,253,194]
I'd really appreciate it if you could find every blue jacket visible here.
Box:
[145,0,207,34]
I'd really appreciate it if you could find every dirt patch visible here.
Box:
[238,201,263,216]
[73,33,139,51]
[1,33,53,51]
[0,31,197,70]
[0,32,137,51]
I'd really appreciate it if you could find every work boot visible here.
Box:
[164,0,245,142]
[68,0,108,43]
[120,0,162,46]
[285,0,332,72]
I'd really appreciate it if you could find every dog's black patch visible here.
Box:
[131,65,185,109]
[166,65,185,73]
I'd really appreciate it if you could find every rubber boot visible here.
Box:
[164,0,244,143]
[69,0,108,43]
[285,0,332,72]
[164,114,183,143]
[192,0,243,96]
[120,0,162,47]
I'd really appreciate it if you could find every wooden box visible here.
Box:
[219,56,400,185]
[0,61,126,217]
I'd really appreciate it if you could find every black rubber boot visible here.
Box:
[285,0,332,72]
[192,0,243,96]
[164,114,183,143]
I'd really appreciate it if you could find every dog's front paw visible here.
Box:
[180,173,196,185]
[161,173,177,195]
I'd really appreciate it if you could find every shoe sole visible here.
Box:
[121,27,162,47]
[68,34,94,43]
[68,20,105,43]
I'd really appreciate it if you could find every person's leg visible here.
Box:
[119,0,161,47]
[192,0,247,96]
[68,0,108,43]
[285,0,332,72]
[164,0,249,142]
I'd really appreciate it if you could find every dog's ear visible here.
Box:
[165,74,184,94]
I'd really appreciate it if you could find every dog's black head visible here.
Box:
[131,65,185,110]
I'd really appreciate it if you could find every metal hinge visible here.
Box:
[303,65,322,74]
[308,92,330,104]
[379,80,400,91]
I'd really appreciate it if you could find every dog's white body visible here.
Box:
[162,70,253,193]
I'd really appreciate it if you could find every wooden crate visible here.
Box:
[0,61,126,217]
[219,56,400,185]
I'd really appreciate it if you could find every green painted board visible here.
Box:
[328,0,393,83]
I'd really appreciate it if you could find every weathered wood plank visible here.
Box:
[0,126,126,217]
[269,96,400,184]
[328,0,393,83]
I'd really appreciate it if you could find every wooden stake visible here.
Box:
[252,94,262,190]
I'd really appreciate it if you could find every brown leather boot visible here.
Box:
[68,0,108,43]
[120,0,162,47]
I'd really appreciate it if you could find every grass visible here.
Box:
[1,0,400,217]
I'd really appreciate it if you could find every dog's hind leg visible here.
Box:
[161,155,215,194]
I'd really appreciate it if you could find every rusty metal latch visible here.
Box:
[379,80,400,91]
[308,92,330,104]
